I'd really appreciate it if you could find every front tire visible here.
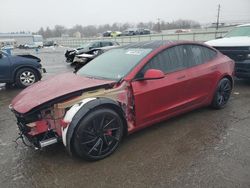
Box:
[73,108,124,161]
[15,68,39,88]
[211,78,232,109]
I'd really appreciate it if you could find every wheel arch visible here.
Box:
[65,97,128,156]
[209,74,234,108]
[209,74,234,106]
[222,74,234,88]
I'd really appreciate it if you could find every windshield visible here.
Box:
[77,48,152,80]
[225,26,250,37]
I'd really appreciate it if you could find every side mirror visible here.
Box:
[144,69,165,80]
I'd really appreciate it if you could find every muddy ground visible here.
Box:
[0,47,250,188]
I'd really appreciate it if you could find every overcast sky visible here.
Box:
[1,0,250,33]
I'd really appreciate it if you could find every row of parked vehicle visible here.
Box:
[1,24,249,161]
[103,28,151,37]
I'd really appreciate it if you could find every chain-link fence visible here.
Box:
[50,31,228,48]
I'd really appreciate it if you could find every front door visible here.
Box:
[131,46,189,128]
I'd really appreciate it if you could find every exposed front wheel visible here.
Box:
[73,108,124,161]
[15,68,39,88]
[211,78,232,109]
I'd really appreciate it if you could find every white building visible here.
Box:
[0,33,43,47]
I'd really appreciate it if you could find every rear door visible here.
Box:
[0,52,11,82]
[131,46,190,127]
[184,44,219,104]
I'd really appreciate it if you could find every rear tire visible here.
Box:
[211,78,232,109]
[15,68,39,88]
[73,108,124,161]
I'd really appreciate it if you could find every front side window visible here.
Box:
[137,45,187,78]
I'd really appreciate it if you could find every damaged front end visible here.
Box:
[11,104,66,149]
[10,81,135,151]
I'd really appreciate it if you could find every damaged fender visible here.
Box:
[62,98,96,146]
[63,97,125,155]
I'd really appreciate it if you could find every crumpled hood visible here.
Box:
[11,72,115,114]
[16,54,41,62]
[205,36,250,47]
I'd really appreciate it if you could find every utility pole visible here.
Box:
[216,4,221,30]
[157,18,161,33]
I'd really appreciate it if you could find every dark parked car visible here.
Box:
[122,28,151,36]
[43,40,57,47]
[65,40,119,63]
[136,28,151,35]
[0,50,45,88]
[10,41,234,161]
[73,45,119,71]
[122,28,137,36]
[102,31,112,37]
[206,24,250,79]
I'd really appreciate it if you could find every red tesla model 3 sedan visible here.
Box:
[10,40,234,161]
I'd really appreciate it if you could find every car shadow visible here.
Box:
[234,78,250,86]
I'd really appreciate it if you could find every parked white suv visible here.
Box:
[206,24,250,79]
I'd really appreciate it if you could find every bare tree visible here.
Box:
[37,19,201,38]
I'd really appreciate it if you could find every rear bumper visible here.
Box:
[235,60,250,79]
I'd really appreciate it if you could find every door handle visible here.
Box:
[177,75,186,80]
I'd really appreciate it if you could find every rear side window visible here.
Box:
[186,45,217,66]
[91,42,101,48]
[139,46,187,75]
[101,41,113,47]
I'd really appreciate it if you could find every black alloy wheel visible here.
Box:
[212,78,232,109]
[73,108,124,161]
